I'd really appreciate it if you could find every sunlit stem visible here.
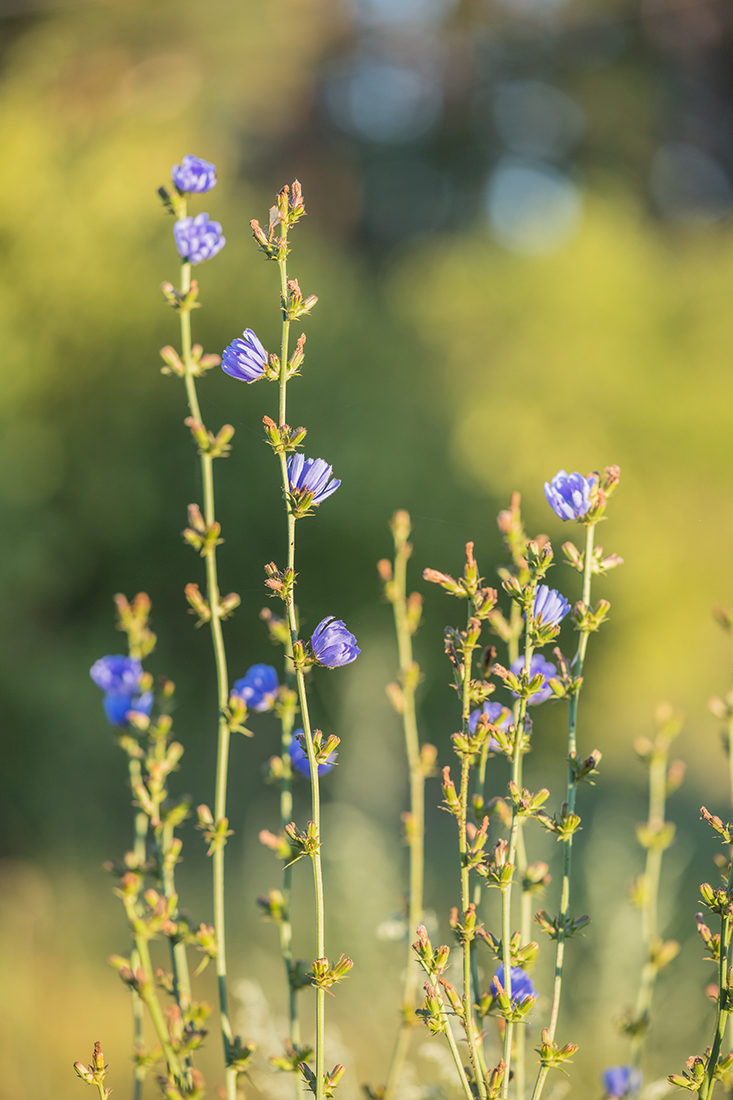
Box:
[134,931,184,1081]
[630,741,668,1069]
[384,519,425,1100]
[458,615,489,1100]
[274,237,326,1100]
[531,523,596,1100]
[701,859,733,1100]
[501,628,533,1100]
[128,759,148,1100]
[178,239,236,1100]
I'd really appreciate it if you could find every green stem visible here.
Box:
[457,616,488,1100]
[134,932,184,1081]
[701,906,732,1100]
[444,1012,478,1100]
[384,523,425,1100]
[501,637,533,1100]
[275,243,326,1100]
[531,523,596,1100]
[128,760,148,1100]
[630,744,667,1068]
[178,249,236,1100]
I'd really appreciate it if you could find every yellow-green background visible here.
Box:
[0,1,731,1098]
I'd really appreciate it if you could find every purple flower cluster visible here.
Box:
[510,654,557,705]
[287,455,341,507]
[174,213,226,265]
[601,1067,642,1099]
[468,701,512,750]
[534,584,570,628]
[290,730,337,778]
[222,329,268,383]
[493,964,537,1005]
[90,654,152,729]
[544,469,596,522]
[311,618,360,668]
[232,664,279,712]
[172,155,217,194]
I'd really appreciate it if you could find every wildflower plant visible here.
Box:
[77,157,731,1100]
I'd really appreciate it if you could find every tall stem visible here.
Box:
[701,860,733,1100]
[128,759,148,1100]
[501,635,533,1100]
[630,744,667,1069]
[178,246,236,1100]
[274,242,327,1100]
[384,518,425,1100]
[457,617,489,1100]
[531,524,596,1100]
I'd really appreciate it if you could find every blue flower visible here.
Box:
[311,617,360,668]
[468,702,512,750]
[222,329,268,383]
[103,690,153,727]
[510,655,557,705]
[287,455,341,507]
[544,469,596,522]
[90,655,153,729]
[172,155,218,194]
[493,964,536,1006]
[601,1066,642,1099]
[232,664,279,712]
[173,213,226,265]
[534,585,570,628]
[290,729,337,778]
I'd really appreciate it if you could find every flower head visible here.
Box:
[468,701,512,750]
[533,585,570,628]
[493,964,536,1006]
[90,654,143,695]
[173,213,225,265]
[172,155,217,194]
[311,617,360,668]
[544,469,596,522]
[601,1066,642,1099]
[90,655,153,729]
[510,654,557,705]
[222,329,268,383]
[290,730,337,778]
[287,455,341,509]
[232,664,279,712]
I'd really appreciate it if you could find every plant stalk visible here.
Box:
[178,246,236,1100]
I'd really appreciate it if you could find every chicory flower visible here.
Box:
[287,455,341,508]
[311,617,360,668]
[172,155,217,194]
[173,213,225,265]
[468,701,512,750]
[90,654,153,729]
[231,664,279,712]
[290,729,337,778]
[510,654,557,705]
[493,964,536,1005]
[534,584,570,628]
[601,1067,642,1099]
[544,469,596,522]
[222,329,268,383]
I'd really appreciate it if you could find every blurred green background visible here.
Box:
[1,0,733,1096]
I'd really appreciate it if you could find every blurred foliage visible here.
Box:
[0,1,732,1099]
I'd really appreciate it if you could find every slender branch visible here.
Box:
[273,234,327,1100]
[128,759,148,1100]
[177,231,236,1100]
[701,862,733,1100]
[501,633,533,1100]
[383,513,425,1100]
[531,523,596,1100]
